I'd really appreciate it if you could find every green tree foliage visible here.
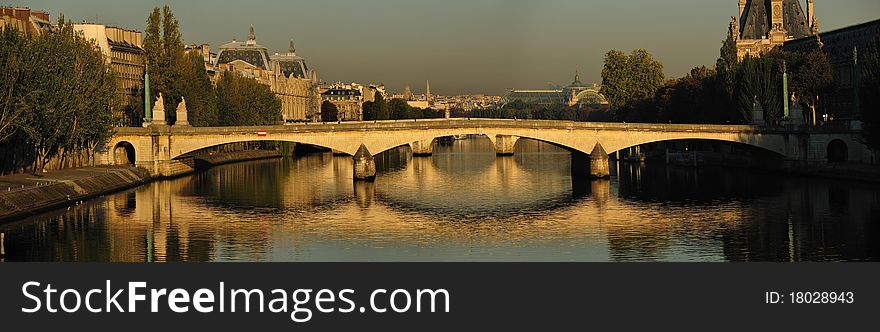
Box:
[789,49,834,125]
[178,52,218,126]
[0,26,27,143]
[360,95,440,121]
[472,101,581,121]
[143,5,185,123]
[716,32,739,118]
[655,66,721,124]
[320,101,338,122]
[735,51,786,124]
[372,93,389,120]
[362,101,375,120]
[860,38,880,150]
[600,50,630,111]
[215,71,281,126]
[600,49,665,121]
[0,15,117,173]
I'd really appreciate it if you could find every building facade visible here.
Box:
[784,19,880,121]
[732,0,818,59]
[321,83,364,121]
[502,69,609,110]
[215,25,320,122]
[0,7,51,36]
[74,24,145,126]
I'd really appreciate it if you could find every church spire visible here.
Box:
[248,24,256,41]
[288,39,296,54]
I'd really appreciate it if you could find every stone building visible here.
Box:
[0,7,52,36]
[74,24,145,126]
[501,69,609,110]
[732,0,818,59]
[321,83,364,121]
[784,19,880,121]
[215,25,320,122]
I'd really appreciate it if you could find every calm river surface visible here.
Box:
[2,138,879,262]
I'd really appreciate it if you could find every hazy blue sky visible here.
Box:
[13,0,880,95]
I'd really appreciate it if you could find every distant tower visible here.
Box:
[426,80,432,102]
[288,39,296,55]
[404,84,413,101]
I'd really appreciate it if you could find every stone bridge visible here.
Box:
[99,118,869,180]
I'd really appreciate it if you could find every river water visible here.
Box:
[1,138,878,262]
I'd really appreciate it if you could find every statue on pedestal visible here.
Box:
[174,97,190,126]
[151,93,167,125]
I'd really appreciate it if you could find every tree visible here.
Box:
[715,27,739,108]
[387,98,412,119]
[15,15,116,171]
[0,26,27,143]
[215,71,281,126]
[790,49,834,125]
[320,101,338,122]
[143,7,162,111]
[362,101,375,121]
[600,49,665,121]
[735,51,787,125]
[600,50,630,112]
[628,49,666,103]
[178,51,218,126]
[143,6,185,124]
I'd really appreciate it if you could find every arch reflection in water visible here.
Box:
[0,139,878,262]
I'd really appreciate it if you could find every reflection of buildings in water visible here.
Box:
[720,179,880,262]
[4,138,879,261]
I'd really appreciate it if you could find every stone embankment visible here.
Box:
[0,167,151,222]
[0,149,283,222]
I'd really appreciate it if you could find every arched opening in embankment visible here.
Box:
[113,142,136,165]
[827,139,848,163]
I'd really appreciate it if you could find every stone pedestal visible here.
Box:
[353,144,376,181]
[410,139,434,156]
[494,135,519,156]
[590,143,610,178]
[750,97,765,126]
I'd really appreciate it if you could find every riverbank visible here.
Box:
[0,149,283,223]
[0,166,152,222]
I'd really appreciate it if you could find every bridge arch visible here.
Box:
[171,138,340,160]
[113,141,136,165]
[602,136,787,159]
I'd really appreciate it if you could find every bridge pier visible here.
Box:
[494,135,519,156]
[353,144,376,181]
[590,143,610,178]
[410,139,435,156]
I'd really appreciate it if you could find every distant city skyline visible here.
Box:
[13,0,880,95]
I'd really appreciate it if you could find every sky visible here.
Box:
[11,0,880,95]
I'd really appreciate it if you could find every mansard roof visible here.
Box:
[740,0,811,40]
